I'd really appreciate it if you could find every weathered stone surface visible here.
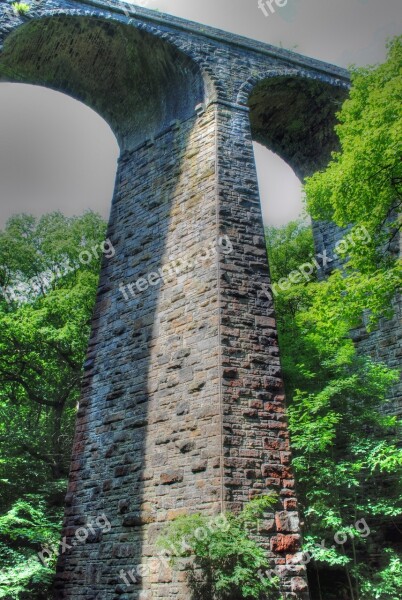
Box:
[160,471,184,485]
[191,460,207,473]
[292,577,310,592]
[275,511,300,533]
[271,534,301,553]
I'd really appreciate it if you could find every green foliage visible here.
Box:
[157,495,280,600]
[0,211,107,598]
[358,550,402,600]
[265,36,402,600]
[266,221,402,597]
[0,211,107,301]
[0,496,61,599]
[306,37,402,277]
[265,220,315,283]
[0,211,106,507]
[265,221,317,396]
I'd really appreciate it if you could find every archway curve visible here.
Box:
[240,69,350,179]
[253,142,304,226]
[0,12,212,151]
[0,81,120,225]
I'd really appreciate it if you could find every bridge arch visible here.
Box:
[0,12,212,150]
[239,69,349,179]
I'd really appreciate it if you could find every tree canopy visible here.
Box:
[0,211,107,598]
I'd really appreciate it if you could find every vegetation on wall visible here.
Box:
[157,494,280,600]
[11,3,31,17]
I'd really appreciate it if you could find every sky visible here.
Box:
[0,0,400,228]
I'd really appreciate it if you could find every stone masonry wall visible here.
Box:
[216,103,308,598]
[54,98,309,599]
[313,220,402,417]
[56,107,222,599]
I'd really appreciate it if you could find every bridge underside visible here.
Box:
[249,76,346,178]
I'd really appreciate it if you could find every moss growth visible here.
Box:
[11,2,30,16]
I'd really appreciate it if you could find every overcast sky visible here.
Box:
[0,0,400,229]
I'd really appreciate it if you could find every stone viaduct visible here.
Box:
[2,1,396,599]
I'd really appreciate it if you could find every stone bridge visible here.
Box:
[0,1,353,598]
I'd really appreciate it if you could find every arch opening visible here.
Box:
[253,142,305,227]
[0,82,120,226]
[248,75,348,180]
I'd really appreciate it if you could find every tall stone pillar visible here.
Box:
[55,100,308,600]
[56,104,223,599]
[216,102,308,598]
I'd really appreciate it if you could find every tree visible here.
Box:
[157,495,280,600]
[0,211,107,598]
[265,37,402,600]
[306,36,401,293]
